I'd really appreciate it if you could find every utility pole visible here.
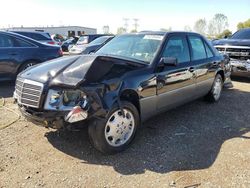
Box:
[133,18,139,32]
[123,18,129,33]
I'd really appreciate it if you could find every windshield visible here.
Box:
[89,36,111,45]
[96,34,164,63]
[231,29,250,40]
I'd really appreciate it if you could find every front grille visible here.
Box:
[15,78,44,108]
[215,46,250,60]
[216,47,250,54]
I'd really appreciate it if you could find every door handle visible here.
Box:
[212,62,219,66]
[188,67,195,72]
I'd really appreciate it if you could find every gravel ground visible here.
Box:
[0,79,250,188]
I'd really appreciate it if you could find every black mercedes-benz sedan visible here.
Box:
[14,32,231,154]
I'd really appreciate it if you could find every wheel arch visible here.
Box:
[216,69,225,82]
[16,59,41,73]
[120,89,141,115]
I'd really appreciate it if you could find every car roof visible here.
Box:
[80,34,114,37]
[11,30,50,35]
[0,31,44,45]
[138,31,202,36]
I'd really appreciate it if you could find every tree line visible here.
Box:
[193,14,250,39]
[103,15,250,38]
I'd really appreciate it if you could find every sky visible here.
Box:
[0,0,249,33]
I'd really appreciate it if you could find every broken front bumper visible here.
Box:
[18,105,68,129]
[230,59,250,77]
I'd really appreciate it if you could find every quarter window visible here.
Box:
[0,34,14,47]
[204,42,214,58]
[14,38,34,47]
[162,36,190,63]
[189,36,207,60]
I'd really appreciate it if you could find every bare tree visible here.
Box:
[208,21,216,38]
[210,13,229,36]
[193,18,207,35]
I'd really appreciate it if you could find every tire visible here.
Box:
[18,61,37,74]
[88,101,139,154]
[205,74,223,102]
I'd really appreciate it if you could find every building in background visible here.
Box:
[3,26,97,37]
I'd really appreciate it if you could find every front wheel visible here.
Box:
[205,74,223,102]
[88,101,139,154]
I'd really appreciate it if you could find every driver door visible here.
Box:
[156,34,196,111]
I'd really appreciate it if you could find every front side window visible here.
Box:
[162,36,190,63]
[0,34,14,47]
[189,36,207,61]
[96,34,164,63]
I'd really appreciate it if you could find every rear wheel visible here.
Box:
[88,101,139,154]
[18,61,37,74]
[205,74,223,102]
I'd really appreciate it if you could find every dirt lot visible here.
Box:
[0,79,250,188]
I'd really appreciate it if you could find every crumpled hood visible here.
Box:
[213,39,250,47]
[19,55,144,88]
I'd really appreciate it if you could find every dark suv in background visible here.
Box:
[0,31,62,81]
[213,28,250,77]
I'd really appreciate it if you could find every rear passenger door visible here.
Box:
[188,35,215,97]
[0,33,17,80]
[0,34,37,80]
[156,34,196,111]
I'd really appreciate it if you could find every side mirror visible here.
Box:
[160,57,178,66]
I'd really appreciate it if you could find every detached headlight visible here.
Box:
[63,90,86,106]
[44,89,86,111]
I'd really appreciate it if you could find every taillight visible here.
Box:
[48,41,56,45]
[58,48,63,56]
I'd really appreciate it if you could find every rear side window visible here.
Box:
[162,36,190,63]
[18,32,51,40]
[14,37,35,47]
[0,34,14,47]
[189,36,207,60]
[204,42,214,58]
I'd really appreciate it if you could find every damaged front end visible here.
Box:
[231,59,250,77]
[16,86,106,129]
[14,55,140,129]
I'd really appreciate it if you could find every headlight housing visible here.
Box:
[44,89,86,111]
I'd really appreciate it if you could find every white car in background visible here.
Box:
[69,34,112,55]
